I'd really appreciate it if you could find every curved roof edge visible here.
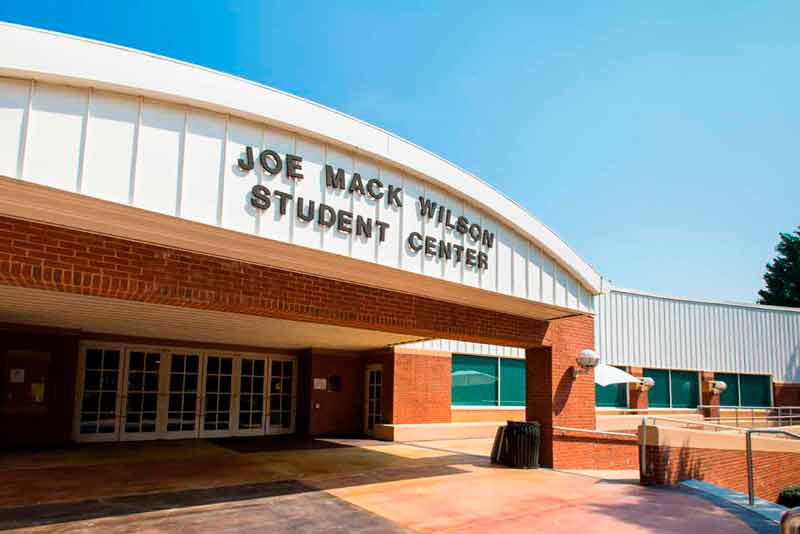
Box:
[0,22,602,293]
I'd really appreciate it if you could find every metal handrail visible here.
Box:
[644,415,746,432]
[697,405,800,429]
[746,429,800,506]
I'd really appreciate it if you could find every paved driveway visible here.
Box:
[0,437,771,533]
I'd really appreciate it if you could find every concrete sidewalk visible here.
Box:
[0,436,771,533]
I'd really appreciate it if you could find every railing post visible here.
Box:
[640,416,647,478]
[746,430,755,506]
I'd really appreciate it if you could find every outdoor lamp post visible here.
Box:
[708,380,727,395]
[638,376,655,391]
[572,349,600,379]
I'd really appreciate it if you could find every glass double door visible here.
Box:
[76,345,295,442]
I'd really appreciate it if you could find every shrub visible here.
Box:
[778,485,800,508]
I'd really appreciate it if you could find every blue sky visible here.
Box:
[1,1,797,302]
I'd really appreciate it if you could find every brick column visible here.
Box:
[700,371,720,419]
[525,315,595,468]
[628,367,648,411]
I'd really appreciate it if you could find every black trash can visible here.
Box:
[491,420,540,468]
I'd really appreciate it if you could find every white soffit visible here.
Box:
[0,286,423,350]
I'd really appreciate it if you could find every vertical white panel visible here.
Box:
[400,176,424,274]
[25,83,87,191]
[323,147,353,257]
[496,226,513,295]
[0,78,29,177]
[461,204,482,287]
[293,137,324,249]
[540,255,555,304]
[376,168,403,268]
[566,275,579,309]
[442,198,465,284]
[512,237,527,298]
[579,286,591,312]
[134,101,183,215]
[181,109,225,225]
[260,128,296,243]
[221,118,261,234]
[421,185,446,279]
[82,90,138,203]
[351,157,379,262]
[527,245,542,301]
[554,266,567,307]
[479,217,498,291]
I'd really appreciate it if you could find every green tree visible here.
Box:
[758,227,800,308]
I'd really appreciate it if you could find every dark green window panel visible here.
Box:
[499,359,525,407]
[670,370,699,408]
[452,355,498,406]
[644,369,670,408]
[740,374,771,407]
[595,383,627,408]
[715,372,739,407]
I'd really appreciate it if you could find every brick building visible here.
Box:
[0,23,605,468]
[2,24,799,477]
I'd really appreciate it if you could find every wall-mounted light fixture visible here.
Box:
[707,380,727,395]
[572,349,600,379]
[637,376,655,391]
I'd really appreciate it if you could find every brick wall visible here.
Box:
[774,382,800,406]
[0,217,549,347]
[392,350,451,424]
[526,314,596,467]
[642,444,800,502]
[699,371,721,418]
[627,367,647,410]
[553,429,639,470]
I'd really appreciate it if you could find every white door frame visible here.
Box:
[160,350,203,440]
[73,343,125,443]
[266,354,297,435]
[234,354,269,437]
[364,363,383,435]
[119,347,166,442]
[198,353,237,438]
[74,343,299,442]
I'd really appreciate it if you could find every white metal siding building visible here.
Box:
[595,288,800,383]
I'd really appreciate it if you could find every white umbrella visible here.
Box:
[594,363,642,387]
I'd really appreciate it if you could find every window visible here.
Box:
[715,372,739,407]
[739,374,771,407]
[642,368,700,408]
[670,370,700,408]
[451,355,525,407]
[643,369,670,408]
[500,359,525,407]
[711,372,771,407]
[595,366,627,408]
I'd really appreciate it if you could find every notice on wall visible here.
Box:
[313,378,327,390]
[9,369,24,383]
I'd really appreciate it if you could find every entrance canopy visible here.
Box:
[0,286,423,350]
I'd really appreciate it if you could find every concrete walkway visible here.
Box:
[0,437,772,533]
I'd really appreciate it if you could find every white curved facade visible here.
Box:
[0,22,599,317]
